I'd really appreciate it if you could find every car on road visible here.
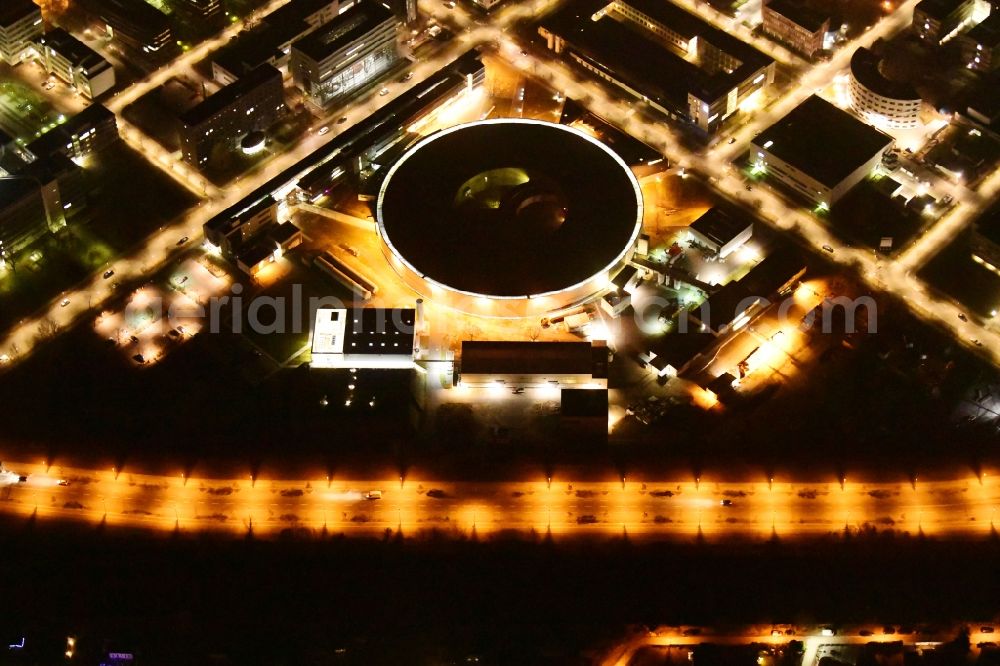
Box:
[983,627,995,633]
[520,49,528,56]
[103,269,115,279]
[379,87,390,96]
[958,312,968,321]
[130,335,139,344]
[822,244,834,253]
[445,1,456,7]
[337,116,348,124]
[60,298,70,307]
[58,479,70,486]
[132,354,145,364]
[364,490,382,500]
[400,72,413,82]
[317,126,329,135]
[177,236,189,245]
[512,387,525,395]
[720,499,733,507]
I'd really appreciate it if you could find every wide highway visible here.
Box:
[1,461,996,539]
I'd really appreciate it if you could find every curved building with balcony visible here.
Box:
[849,47,922,129]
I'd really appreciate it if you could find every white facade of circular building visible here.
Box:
[848,47,922,129]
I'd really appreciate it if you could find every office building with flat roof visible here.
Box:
[957,12,1000,71]
[290,1,399,108]
[179,64,285,167]
[0,177,52,256]
[387,0,417,24]
[0,148,84,258]
[0,0,42,65]
[912,0,975,43]
[688,207,753,258]
[761,0,829,57]
[26,104,120,163]
[80,0,173,54]
[204,195,278,254]
[538,0,775,136]
[750,95,893,207]
[34,28,117,100]
[211,0,342,83]
[849,46,922,129]
[688,246,806,335]
[174,0,223,25]
[971,204,1000,274]
[639,331,717,378]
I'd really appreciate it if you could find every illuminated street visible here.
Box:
[0,460,996,539]
[602,625,1000,666]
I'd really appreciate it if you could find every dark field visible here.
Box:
[0,521,997,664]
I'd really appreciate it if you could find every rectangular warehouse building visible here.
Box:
[311,307,418,369]
[750,95,893,208]
[290,0,399,108]
[459,341,609,389]
[538,0,775,136]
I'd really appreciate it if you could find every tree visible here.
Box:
[36,317,58,340]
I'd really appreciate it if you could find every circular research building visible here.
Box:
[849,47,922,129]
[376,119,643,317]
